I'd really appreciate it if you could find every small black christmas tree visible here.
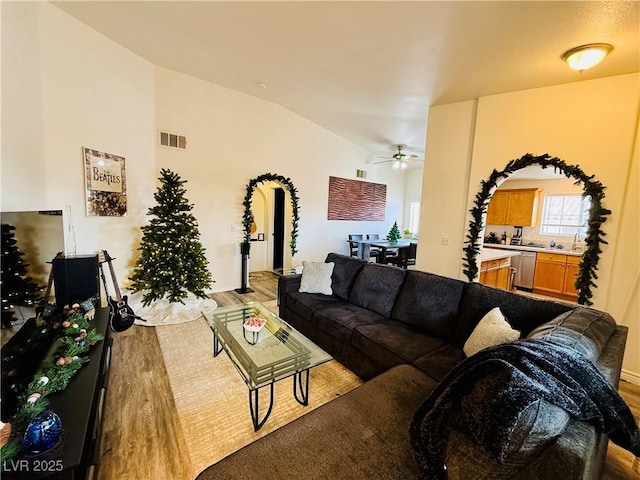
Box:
[386,221,401,243]
[1,224,44,327]
[129,169,213,306]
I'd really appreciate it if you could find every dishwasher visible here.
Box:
[511,251,537,291]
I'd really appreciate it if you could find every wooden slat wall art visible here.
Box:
[327,176,386,221]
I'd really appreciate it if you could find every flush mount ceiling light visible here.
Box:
[561,43,613,72]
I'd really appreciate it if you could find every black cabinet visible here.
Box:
[50,307,110,480]
[3,308,111,480]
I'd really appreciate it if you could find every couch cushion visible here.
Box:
[325,253,367,300]
[412,344,466,383]
[454,282,573,346]
[352,321,446,369]
[527,307,616,362]
[349,264,407,318]
[284,291,348,326]
[391,270,464,341]
[313,304,388,343]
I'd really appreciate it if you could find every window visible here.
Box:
[540,194,591,236]
[408,202,420,235]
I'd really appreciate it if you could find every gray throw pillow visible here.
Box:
[299,261,335,295]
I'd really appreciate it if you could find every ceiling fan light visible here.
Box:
[392,160,401,170]
[562,43,612,71]
[400,161,408,170]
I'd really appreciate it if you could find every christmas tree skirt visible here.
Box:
[125,291,217,327]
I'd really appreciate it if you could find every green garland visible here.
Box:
[463,153,609,306]
[242,173,301,256]
[1,304,104,466]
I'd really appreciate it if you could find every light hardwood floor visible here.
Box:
[98,272,639,479]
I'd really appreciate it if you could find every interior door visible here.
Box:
[273,188,285,270]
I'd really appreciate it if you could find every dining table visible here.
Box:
[351,239,417,264]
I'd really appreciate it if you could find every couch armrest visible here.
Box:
[277,274,302,306]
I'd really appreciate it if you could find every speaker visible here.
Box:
[53,255,100,307]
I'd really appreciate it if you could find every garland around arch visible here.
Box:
[463,153,610,306]
[242,173,300,256]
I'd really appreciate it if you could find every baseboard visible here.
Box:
[620,369,640,386]
[207,284,237,294]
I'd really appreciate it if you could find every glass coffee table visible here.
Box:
[202,301,332,431]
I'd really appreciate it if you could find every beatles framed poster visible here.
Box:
[83,147,127,216]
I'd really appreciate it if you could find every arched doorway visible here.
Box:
[242,173,300,259]
[462,153,609,306]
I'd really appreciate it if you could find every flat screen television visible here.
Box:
[1,210,63,420]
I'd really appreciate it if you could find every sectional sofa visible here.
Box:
[196,253,633,480]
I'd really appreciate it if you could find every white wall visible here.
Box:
[154,67,408,290]
[419,74,640,380]
[418,100,477,275]
[2,2,157,290]
[2,2,407,296]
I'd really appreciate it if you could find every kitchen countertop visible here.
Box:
[480,248,521,262]
[484,243,583,257]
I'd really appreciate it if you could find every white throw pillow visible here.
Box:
[299,261,335,295]
[463,307,520,357]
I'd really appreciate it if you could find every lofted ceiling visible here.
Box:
[53,1,640,161]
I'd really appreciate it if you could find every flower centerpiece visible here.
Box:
[243,316,266,345]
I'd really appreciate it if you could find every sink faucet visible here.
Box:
[572,233,582,252]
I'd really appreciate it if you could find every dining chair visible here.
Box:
[365,234,382,261]
[348,234,363,257]
[368,233,397,259]
[387,242,417,269]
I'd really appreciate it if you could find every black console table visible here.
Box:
[49,307,111,480]
[4,308,111,480]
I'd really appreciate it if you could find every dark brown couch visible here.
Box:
[197,253,629,479]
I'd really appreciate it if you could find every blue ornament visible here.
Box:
[22,410,62,452]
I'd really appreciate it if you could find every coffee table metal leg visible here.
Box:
[249,384,274,431]
[213,332,223,357]
[293,369,310,406]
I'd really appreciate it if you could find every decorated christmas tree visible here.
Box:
[129,169,213,306]
[1,224,44,327]
[386,221,401,243]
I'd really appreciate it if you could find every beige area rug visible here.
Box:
[154,301,363,478]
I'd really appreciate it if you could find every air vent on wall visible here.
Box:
[356,169,367,179]
[159,130,187,150]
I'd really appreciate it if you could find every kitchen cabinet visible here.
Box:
[486,191,508,225]
[486,188,541,226]
[533,252,580,300]
[563,255,581,297]
[480,257,512,290]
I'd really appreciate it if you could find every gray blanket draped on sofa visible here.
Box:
[409,338,640,480]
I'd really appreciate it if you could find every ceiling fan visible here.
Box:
[373,145,422,170]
